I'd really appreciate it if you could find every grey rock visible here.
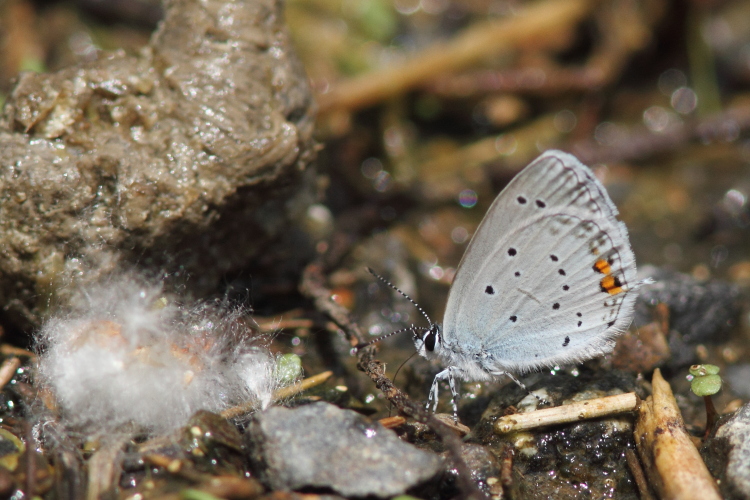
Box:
[704,402,750,499]
[245,402,442,497]
[0,0,318,329]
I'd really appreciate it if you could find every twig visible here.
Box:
[625,448,656,500]
[634,368,721,500]
[300,262,366,346]
[378,416,406,429]
[494,392,638,434]
[357,349,486,500]
[499,445,514,498]
[317,0,595,114]
[1,345,36,359]
[221,371,333,420]
[144,454,265,497]
[273,371,333,400]
[430,0,661,99]
[299,211,484,498]
[0,357,21,390]
[86,436,129,500]
[25,422,35,499]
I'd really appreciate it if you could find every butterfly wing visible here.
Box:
[441,150,639,374]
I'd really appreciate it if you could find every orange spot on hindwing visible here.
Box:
[593,259,611,275]
[594,259,625,295]
[600,275,624,295]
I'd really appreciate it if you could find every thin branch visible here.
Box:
[317,0,595,114]
[221,371,334,420]
[299,226,486,499]
[634,368,721,500]
[494,392,639,433]
[357,349,486,500]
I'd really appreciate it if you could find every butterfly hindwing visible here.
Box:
[441,151,638,373]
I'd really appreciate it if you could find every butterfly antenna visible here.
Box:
[352,325,429,353]
[366,268,434,326]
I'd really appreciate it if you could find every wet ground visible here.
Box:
[1,0,750,498]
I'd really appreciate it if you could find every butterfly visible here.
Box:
[366,150,650,416]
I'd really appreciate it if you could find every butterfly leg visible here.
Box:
[497,371,549,405]
[427,367,460,421]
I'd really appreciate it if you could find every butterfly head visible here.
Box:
[414,322,442,359]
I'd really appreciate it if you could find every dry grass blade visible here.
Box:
[220,371,333,420]
[317,0,595,114]
[634,368,721,500]
[494,392,638,434]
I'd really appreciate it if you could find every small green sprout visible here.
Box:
[274,353,303,385]
[688,364,721,397]
[180,489,222,500]
[687,364,722,438]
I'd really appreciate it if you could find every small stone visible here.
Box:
[703,402,750,498]
[245,402,442,497]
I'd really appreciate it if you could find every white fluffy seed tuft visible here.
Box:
[35,276,296,434]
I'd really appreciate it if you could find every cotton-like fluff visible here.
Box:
[36,277,294,434]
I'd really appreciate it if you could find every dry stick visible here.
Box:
[494,392,639,434]
[430,0,663,98]
[300,262,366,347]
[378,416,407,429]
[357,349,486,500]
[25,422,35,499]
[634,368,721,500]
[0,345,35,359]
[298,209,485,499]
[0,357,21,390]
[317,0,595,114]
[221,371,334,420]
[273,371,334,401]
[87,436,130,500]
[499,445,514,498]
[625,448,656,500]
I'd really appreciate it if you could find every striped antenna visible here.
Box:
[366,268,435,326]
[353,325,430,352]
[352,268,434,353]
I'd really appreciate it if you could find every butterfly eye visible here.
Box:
[424,331,437,352]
